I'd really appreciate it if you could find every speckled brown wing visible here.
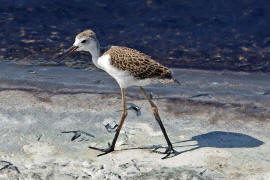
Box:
[102,46,173,80]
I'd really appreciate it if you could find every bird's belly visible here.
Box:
[106,66,153,88]
[98,55,153,88]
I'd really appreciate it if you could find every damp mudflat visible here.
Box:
[0,60,270,179]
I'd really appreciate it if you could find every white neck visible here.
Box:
[88,41,101,68]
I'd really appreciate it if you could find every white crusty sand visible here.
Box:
[0,61,270,180]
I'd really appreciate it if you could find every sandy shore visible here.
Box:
[0,60,270,179]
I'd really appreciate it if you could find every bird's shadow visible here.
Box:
[64,130,264,159]
[118,131,264,159]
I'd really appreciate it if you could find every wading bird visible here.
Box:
[60,29,179,158]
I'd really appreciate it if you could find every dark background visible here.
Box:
[1,0,270,71]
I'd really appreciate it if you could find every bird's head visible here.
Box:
[60,29,99,56]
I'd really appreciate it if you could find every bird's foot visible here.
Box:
[89,143,115,157]
[152,144,177,159]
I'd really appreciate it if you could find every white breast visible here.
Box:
[97,54,153,88]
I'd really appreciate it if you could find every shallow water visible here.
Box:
[1,0,270,72]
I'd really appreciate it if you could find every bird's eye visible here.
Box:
[81,40,87,43]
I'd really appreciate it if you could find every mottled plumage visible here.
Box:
[102,46,173,80]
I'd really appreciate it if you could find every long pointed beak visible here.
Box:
[64,45,79,55]
[54,45,79,60]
